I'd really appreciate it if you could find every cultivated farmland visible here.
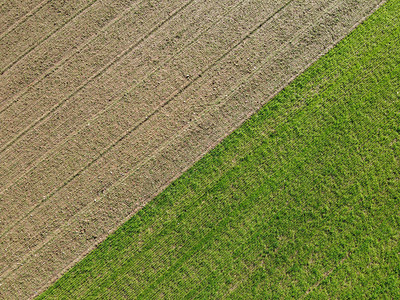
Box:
[0,0,391,298]
[39,1,400,298]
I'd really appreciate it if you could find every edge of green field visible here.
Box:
[40,1,400,298]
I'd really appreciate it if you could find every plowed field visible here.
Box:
[0,0,386,298]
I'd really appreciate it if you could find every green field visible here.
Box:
[39,1,400,298]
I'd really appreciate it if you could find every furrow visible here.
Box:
[0,0,246,196]
[0,0,385,298]
[74,14,400,282]
[0,0,141,104]
[0,0,298,273]
[0,0,98,74]
[75,0,372,294]
[0,1,242,195]
[0,0,48,37]
[0,0,350,284]
[0,0,195,150]
[45,2,396,296]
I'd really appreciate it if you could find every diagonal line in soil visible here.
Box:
[0,0,99,75]
[0,0,298,274]
[0,0,142,108]
[0,0,196,153]
[78,1,364,291]
[0,0,246,195]
[0,0,298,238]
[0,0,51,39]
[0,0,388,298]
[34,1,390,298]
[7,0,370,276]
[0,0,337,281]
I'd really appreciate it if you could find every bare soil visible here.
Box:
[0,0,45,36]
[0,0,138,102]
[0,0,384,298]
[0,0,233,193]
[0,0,97,73]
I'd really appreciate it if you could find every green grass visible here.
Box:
[39,1,400,298]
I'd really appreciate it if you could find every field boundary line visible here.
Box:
[137,27,400,281]
[0,0,99,75]
[19,2,394,296]
[0,0,297,239]
[0,0,195,154]
[0,0,298,277]
[0,0,247,195]
[0,0,347,281]
[0,0,389,294]
[107,2,392,294]
[46,2,395,295]
[0,0,50,40]
[105,0,341,282]
[116,62,398,297]
[0,0,250,240]
[0,0,143,110]
[47,1,394,297]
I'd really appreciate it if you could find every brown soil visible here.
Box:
[0,0,98,73]
[0,0,230,193]
[0,0,46,36]
[0,0,384,298]
[0,0,139,102]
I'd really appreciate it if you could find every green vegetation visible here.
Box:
[40,1,400,298]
